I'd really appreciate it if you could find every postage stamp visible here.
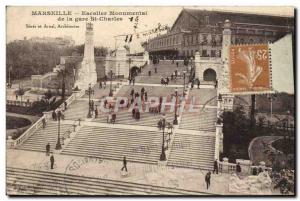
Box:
[229,44,271,93]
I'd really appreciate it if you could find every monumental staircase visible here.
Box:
[167,133,216,170]
[7,167,211,195]
[61,126,164,164]
[16,122,73,153]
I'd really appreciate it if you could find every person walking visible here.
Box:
[50,154,55,169]
[236,162,242,174]
[99,81,102,89]
[197,79,200,89]
[141,87,145,95]
[205,171,211,189]
[95,108,98,118]
[215,79,218,88]
[64,101,67,110]
[176,62,179,68]
[121,156,128,172]
[46,143,50,156]
[213,160,218,174]
[52,110,57,121]
[145,92,148,102]
[42,118,46,129]
[132,78,135,86]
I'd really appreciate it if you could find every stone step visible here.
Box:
[7,167,211,195]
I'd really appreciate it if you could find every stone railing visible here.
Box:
[218,158,272,175]
[54,89,85,113]
[7,89,86,148]
[6,100,32,107]
[7,115,46,149]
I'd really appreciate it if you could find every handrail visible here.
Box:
[7,115,46,149]
[7,89,86,149]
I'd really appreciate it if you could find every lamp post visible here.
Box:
[85,83,94,118]
[183,70,186,96]
[286,110,290,131]
[173,87,178,125]
[160,115,166,161]
[267,94,277,120]
[55,111,62,150]
[128,58,132,80]
[109,67,113,97]
[73,67,76,87]
[8,65,12,88]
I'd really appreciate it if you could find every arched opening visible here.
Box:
[203,68,217,81]
[130,66,139,78]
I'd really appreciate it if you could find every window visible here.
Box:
[211,35,216,46]
[202,34,208,45]
[249,38,254,43]
[202,50,208,57]
[211,50,216,57]
[240,39,244,44]
[191,50,194,56]
[248,29,255,34]
[236,38,240,44]
[265,31,273,36]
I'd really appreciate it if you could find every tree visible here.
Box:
[15,88,25,102]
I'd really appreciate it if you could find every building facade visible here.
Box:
[144,9,294,59]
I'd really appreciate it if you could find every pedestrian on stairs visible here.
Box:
[213,160,218,174]
[64,101,67,110]
[205,171,211,189]
[95,108,98,118]
[50,154,55,169]
[42,118,46,129]
[121,156,128,172]
[52,110,57,121]
[46,143,50,156]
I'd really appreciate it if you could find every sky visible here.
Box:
[6,6,294,52]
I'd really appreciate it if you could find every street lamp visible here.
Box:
[183,70,186,96]
[267,94,277,120]
[128,58,132,80]
[55,111,62,150]
[85,83,94,118]
[160,115,166,161]
[73,67,76,87]
[286,110,290,131]
[173,87,178,125]
[109,67,113,97]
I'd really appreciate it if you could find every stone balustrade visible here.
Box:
[218,157,272,175]
[7,115,46,149]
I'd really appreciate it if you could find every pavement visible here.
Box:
[6,149,230,195]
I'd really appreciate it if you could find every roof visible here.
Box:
[171,8,294,31]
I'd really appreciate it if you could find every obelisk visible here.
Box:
[74,22,97,90]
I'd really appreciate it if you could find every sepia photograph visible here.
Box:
[5,5,295,196]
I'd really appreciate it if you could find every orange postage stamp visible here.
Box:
[229,44,271,93]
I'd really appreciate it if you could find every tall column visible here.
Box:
[194,51,203,80]
[220,19,234,111]
[74,22,97,90]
